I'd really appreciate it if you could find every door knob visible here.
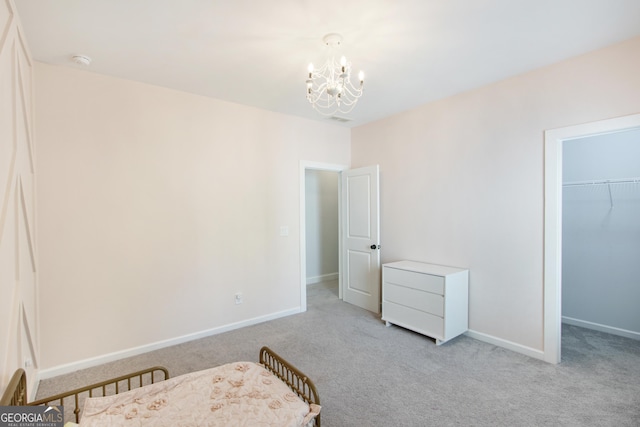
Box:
[370,244,380,250]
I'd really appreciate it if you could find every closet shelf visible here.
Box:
[562,177,640,187]
[562,177,640,209]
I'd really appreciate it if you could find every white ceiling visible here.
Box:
[14,0,640,128]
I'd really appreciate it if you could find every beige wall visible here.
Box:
[35,63,350,372]
[351,36,640,357]
[13,11,640,379]
[0,0,38,393]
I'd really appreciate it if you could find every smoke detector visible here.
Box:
[72,55,92,66]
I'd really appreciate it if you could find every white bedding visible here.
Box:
[78,362,320,426]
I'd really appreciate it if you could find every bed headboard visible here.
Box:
[259,345,320,426]
[0,368,28,406]
[1,367,169,416]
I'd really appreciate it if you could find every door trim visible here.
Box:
[299,161,348,312]
[543,112,640,364]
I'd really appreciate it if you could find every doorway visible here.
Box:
[543,113,640,364]
[299,161,348,312]
[562,129,640,340]
[305,168,340,303]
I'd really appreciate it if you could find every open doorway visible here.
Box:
[305,169,340,303]
[562,129,640,339]
[543,113,640,364]
[299,161,348,312]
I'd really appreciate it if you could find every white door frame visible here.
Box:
[543,112,640,364]
[299,161,348,312]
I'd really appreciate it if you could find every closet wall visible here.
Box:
[562,128,640,339]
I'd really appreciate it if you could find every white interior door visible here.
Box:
[341,165,380,313]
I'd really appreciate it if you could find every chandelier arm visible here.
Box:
[340,87,363,101]
[311,97,339,114]
[311,96,357,115]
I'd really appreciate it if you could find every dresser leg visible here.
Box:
[385,321,392,327]
[435,339,443,346]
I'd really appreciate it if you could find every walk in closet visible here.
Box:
[562,128,640,340]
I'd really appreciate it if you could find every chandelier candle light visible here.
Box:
[306,33,364,116]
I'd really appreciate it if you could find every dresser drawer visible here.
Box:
[383,283,444,317]
[384,267,444,295]
[382,301,444,339]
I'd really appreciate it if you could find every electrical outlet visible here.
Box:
[24,358,33,368]
[234,292,243,305]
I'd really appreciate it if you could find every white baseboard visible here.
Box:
[38,307,301,380]
[562,316,640,341]
[465,329,545,361]
[306,272,338,285]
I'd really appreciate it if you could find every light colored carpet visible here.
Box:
[37,280,640,426]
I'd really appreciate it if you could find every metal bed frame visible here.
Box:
[1,366,168,422]
[259,346,321,426]
[1,346,320,426]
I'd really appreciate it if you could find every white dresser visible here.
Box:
[382,260,469,345]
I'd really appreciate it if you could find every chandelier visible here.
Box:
[306,33,364,116]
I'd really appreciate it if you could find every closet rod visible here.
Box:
[563,177,640,209]
[562,177,640,187]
